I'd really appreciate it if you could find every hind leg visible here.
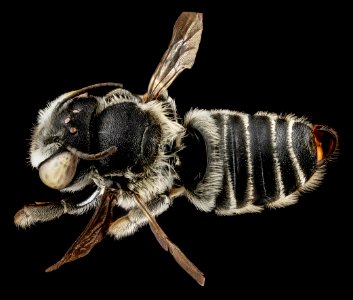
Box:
[108,195,171,240]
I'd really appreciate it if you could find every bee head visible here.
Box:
[29,83,121,190]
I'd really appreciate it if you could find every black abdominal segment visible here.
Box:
[178,127,207,191]
[182,110,321,214]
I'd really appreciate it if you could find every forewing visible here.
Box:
[45,190,115,272]
[133,195,205,286]
[145,12,203,101]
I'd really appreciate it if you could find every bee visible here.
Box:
[14,12,338,286]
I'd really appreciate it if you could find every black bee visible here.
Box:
[14,12,338,286]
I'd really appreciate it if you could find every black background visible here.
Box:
[3,1,351,298]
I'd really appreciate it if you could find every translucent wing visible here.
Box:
[144,12,203,101]
[45,189,115,272]
[133,195,205,286]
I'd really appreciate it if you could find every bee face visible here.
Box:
[30,93,99,190]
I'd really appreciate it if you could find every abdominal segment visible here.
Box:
[181,109,328,215]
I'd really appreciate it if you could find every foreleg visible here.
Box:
[14,188,100,228]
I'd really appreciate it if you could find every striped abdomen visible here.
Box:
[181,109,337,215]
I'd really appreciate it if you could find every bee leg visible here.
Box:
[108,195,171,240]
[14,188,100,228]
[14,201,68,228]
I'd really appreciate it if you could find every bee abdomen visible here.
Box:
[182,109,325,215]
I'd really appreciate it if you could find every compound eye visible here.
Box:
[39,151,78,189]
